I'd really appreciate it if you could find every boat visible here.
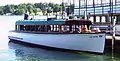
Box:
[8,18,106,54]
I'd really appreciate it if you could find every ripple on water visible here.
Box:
[7,41,105,61]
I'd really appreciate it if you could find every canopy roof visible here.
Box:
[16,19,92,25]
[16,19,65,25]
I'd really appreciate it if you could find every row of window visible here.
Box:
[74,4,120,15]
[15,25,91,33]
[74,0,120,8]
[75,4,120,9]
[74,10,120,15]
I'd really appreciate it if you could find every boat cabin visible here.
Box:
[15,19,96,33]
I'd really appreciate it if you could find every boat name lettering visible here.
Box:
[89,35,103,38]
[90,36,98,38]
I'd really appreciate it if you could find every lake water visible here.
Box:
[0,16,120,61]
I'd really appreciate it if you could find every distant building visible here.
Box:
[74,0,120,24]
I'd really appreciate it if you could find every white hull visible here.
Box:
[8,32,106,53]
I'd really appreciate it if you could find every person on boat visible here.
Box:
[46,25,51,32]
[69,25,74,33]
[62,25,68,32]
[81,25,88,33]
[78,25,81,33]
[92,27,101,32]
[79,25,91,33]
[38,25,43,32]
[24,12,29,20]
[69,25,82,33]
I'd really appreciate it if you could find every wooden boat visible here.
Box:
[8,19,106,53]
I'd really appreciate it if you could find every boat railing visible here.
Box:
[18,19,47,21]
[93,22,111,25]
[18,18,65,21]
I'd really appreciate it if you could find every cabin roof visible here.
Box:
[16,19,65,25]
[16,19,92,25]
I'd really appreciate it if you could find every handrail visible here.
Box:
[18,19,47,21]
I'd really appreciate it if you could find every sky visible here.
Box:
[0,0,62,6]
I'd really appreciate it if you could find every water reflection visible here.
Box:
[8,41,105,61]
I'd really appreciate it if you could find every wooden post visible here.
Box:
[112,16,116,58]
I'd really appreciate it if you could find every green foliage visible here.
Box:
[42,8,47,15]
[27,4,34,14]
[0,7,4,15]
[33,8,37,15]
[3,5,14,14]
[0,2,74,15]
[69,4,74,14]
[47,8,52,13]
[48,3,55,8]
[53,4,62,13]
[13,9,25,15]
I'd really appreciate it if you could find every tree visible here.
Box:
[33,8,37,15]
[53,4,62,18]
[0,9,4,15]
[42,8,47,15]
[69,4,74,14]
[27,3,34,14]
[0,2,64,15]
[34,3,44,9]
[48,3,55,8]
[53,4,62,13]
[47,8,52,13]
[3,5,14,14]
[13,9,25,15]
[18,4,27,11]
[47,8,53,15]
[0,6,4,15]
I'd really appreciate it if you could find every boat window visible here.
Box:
[20,25,24,31]
[16,19,94,34]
